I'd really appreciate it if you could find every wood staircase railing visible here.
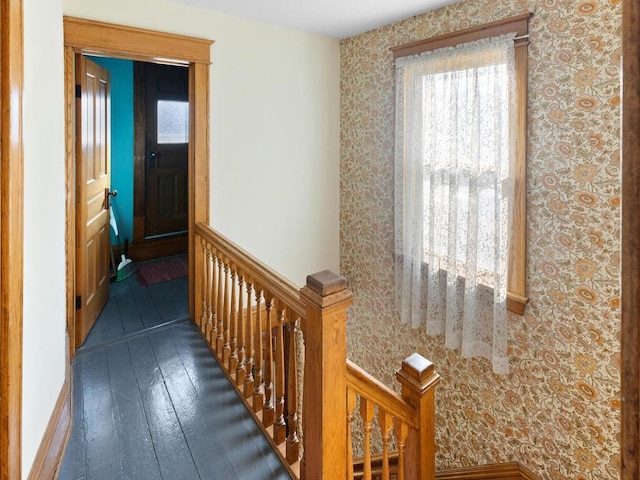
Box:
[347,355,440,480]
[194,222,439,479]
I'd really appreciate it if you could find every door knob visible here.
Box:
[105,188,117,209]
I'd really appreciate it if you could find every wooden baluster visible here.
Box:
[207,251,222,349]
[235,273,246,387]
[229,267,239,375]
[205,248,214,339]
[285,316,300,464]
[253,286,264,412]
[346,388,358,480]
[262,294,275,427]
[360,397,375,480]
[216,258,225,356]
[219,262,229,358]
[225,265,236,369]
[395,353,440,480]
[273,301,287,444]
[199,237,207,332]
[395,419,408,480]
[244,280,254,399]
[379,410,393,480]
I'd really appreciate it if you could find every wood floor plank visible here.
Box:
[105,342,163,480]
[176,275,189,294]
[126,275,165,328]
[127,334,201,479]
[80,350,123,479]
[146,279,188,322]
[114,279,146,333]
[141,381,202,479]
[126,334,164,390]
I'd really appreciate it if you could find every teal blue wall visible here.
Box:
[90,56,134,245]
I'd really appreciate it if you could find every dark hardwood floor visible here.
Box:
[59,266,292,480]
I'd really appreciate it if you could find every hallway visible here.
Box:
[59,268,292,479]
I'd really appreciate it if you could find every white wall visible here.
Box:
[63,0,342,286]
[22,0,67,475]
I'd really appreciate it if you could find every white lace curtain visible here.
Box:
[394,35,516,374]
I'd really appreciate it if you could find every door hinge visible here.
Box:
[76,295,81,310]
[75,84,81,98]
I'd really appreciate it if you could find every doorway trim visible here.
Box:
[0,1,24,477]
[63,16,212,355]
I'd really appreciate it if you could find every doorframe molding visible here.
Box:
[63,16,212,355]
[0,0,24,478]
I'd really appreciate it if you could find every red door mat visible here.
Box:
[135,256,188,286]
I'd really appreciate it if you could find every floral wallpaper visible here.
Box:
[340,0,621,478]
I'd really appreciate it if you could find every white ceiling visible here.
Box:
[170,0,460,39]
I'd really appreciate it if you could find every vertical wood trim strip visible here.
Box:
[189,61,210,322]
[64,47,76,360]
[506,44,528,311]
[0,1,24,477]
[132,61,145,241]
[622,1,640,478]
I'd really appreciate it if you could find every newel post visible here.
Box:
[395,353,440,480]
[300,270,353,480]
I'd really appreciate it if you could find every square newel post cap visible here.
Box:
[306,270,347,296]
[396,353,440,394]
[301,270,353,309]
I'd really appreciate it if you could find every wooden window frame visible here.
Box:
[391,13,531,315]
[622,1,640,477]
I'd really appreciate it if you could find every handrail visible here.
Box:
[347,353,440,480]
[195,222,306,317]
[193,222,439,480]
[346,359,417,429]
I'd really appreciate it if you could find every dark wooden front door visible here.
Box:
[144,62,189,237]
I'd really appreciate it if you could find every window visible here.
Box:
[392,14,530,374]
[157,100,189,144]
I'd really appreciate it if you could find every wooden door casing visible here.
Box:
[0,1,24,477]
[75,55,111,346]
[64,17,212,349]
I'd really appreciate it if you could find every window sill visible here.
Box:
[507,292,527,316]
[396,255,528,315]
